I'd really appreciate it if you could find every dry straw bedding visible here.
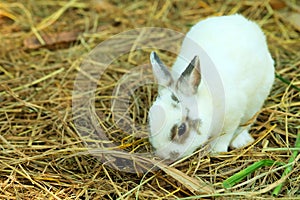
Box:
[0,0,299,199]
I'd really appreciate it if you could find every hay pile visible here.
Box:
[0,0,299,199]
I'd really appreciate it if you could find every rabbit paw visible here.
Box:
[210,143,228,155]
[209,134,232,153]
[230,130,254,149]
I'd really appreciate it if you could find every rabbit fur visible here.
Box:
[148,14,274,160]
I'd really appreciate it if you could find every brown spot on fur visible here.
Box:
[171,93,179,103]
[171,103,178,108]
[188,119,202,135]
[169,151,180,160]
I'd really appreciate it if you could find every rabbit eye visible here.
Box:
[178,123,186,136]
[170,123,187,141]
[170,123,189,143]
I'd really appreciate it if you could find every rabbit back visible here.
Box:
[172,14,274,129]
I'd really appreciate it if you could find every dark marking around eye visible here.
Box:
[171,93,179,103]
[170,124,178,140]
[178,123,186,136]
[170,122,190,144]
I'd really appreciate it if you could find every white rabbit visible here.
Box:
[148,14,274,160]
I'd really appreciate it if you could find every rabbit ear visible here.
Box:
[150,52,173,87]
[176,55,201,95]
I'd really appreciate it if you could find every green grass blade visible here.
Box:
[272,133,300,196]
[275,73,300,92]
[223,160,283,189]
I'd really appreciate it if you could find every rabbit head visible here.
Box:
[148,52,210,160]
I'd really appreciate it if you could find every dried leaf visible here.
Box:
[23,31,80,50]
[269,0,286,10]
[155,162,215,194]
